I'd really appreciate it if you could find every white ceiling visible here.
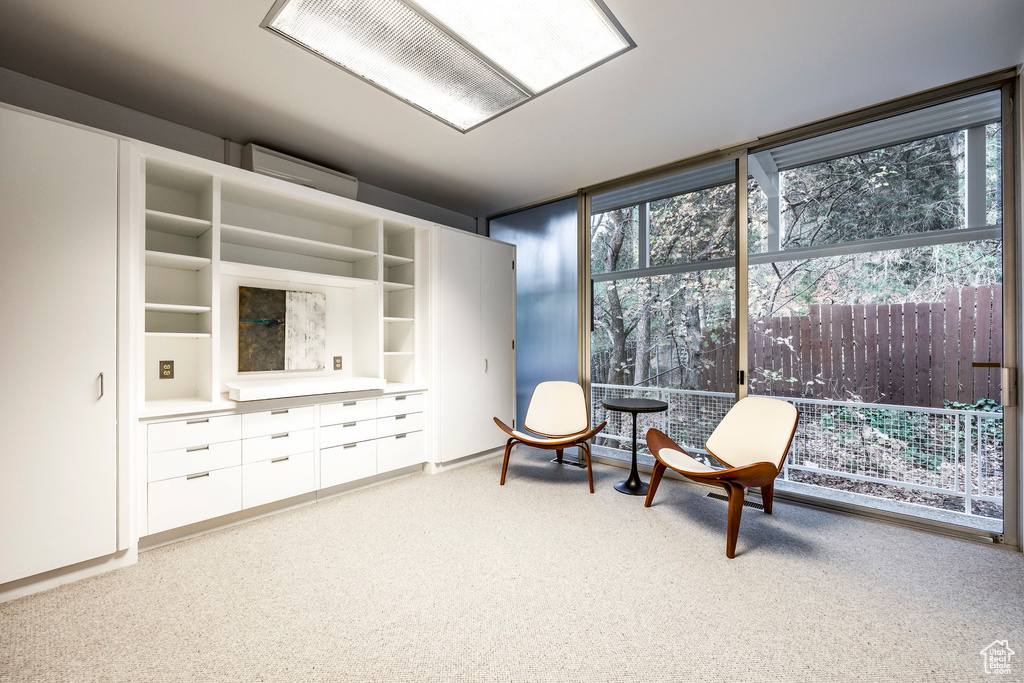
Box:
[0,1,1021,219]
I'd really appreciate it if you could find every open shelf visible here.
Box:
[145,303,212,314]
[220,260,377,289]
[145,251,212,271]
[146,209,212,238]
[384,316,414,323]
[383,281,413,292]
[145,332,212,339]
[383,253,413,267]
[221,224,377,263]
[383,351,414,356]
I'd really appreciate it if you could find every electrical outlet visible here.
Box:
[159,360,174,380]
[333,356,343,371]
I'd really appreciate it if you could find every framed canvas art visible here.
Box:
[238,286,326,372]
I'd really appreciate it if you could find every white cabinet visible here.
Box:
[435,229,516,462]
[147,416,242,534]
[0,107,119,584]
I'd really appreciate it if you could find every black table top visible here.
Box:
[600,397,668,413]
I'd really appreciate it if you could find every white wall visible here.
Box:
[0,66,479,233]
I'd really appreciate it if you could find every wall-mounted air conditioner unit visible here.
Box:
[242,143,358,200]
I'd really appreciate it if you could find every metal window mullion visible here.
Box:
[638,202,650,269]
[998,80,1019,549]
[578,189,592,402]
[736,156,748,401]
[592,225,1001,284]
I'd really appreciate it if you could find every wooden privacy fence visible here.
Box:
[729,285,1003,406]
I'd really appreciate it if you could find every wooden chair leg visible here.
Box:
[500,438,515,485]
[581,443,594,493]
[761,480,775,515]
[724,483,745,559]
[555,448,564,463]
[644,461,666,507]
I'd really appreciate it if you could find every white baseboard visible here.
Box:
[0,548,138,604]
[426,447,502,474]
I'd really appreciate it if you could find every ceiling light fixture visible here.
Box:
[263,0,633,132]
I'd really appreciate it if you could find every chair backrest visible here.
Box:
[705,396,799,470]
[524,381,589,437]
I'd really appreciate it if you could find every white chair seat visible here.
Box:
[657,447,716,474]
[512,429,588,446]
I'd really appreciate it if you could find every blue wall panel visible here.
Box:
[490,197,578,430]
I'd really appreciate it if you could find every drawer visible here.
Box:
[320,440,377,489]
[321,419,376,449]
[149,440,241,483]
[242,428,314,465]
[376,412,423,438]
[376,431,426,473]
[241,406,315,439]
[148,466,241,534]
[377,393,424,418]
[242,450,314,509]
[148,414,241,453]
[321,399,376,426]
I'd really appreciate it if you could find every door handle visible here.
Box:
[98,372,104,400]
[484,358,488,372]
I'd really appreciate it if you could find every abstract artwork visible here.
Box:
[238,286,326,372]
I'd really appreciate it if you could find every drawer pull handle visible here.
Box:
[395,396,407,401]
[271,433,289,439]
[186,445,210,453]
[186,418,210,425]
[187,472,210,480]
[271,409,289,415]
[343,444,358,449]
[343,422,357,428]
[396,434,407,439]
[271,456,290,464]
[395,414,407,420]
[343,401,357,407]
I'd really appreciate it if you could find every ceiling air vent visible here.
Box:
[242,144,358,200]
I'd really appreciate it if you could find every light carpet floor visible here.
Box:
[2,452,1023,682]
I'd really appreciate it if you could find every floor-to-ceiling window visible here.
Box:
[589,159,738,468]
[583,79,1017,541]
[747,90,1007,532]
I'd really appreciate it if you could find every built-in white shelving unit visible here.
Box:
[142,159,216,406]
[139,149,429,416]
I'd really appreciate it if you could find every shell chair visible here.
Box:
[494,381,607,493]
[644,396,800,558]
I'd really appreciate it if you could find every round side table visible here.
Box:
[600,397,669,495]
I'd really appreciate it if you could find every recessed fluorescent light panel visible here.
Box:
[263,0,633,132]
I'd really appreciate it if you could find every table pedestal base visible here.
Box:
[614,472,649,496]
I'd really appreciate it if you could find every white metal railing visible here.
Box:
[590,383,1003,517]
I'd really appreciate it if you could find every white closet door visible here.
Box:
[480,238,515,448]
[0,108,118,584]
[438,229,484,461]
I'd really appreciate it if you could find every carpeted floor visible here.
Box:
[1,451,1022,682]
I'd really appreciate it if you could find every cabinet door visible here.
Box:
[0,108,118,584]
[479,239,515,450]
[438,229,483,461]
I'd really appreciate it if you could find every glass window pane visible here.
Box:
[591,207,638,274]
[748,90,1005,534]
[590,161,736,466]
[649,184,735,266]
